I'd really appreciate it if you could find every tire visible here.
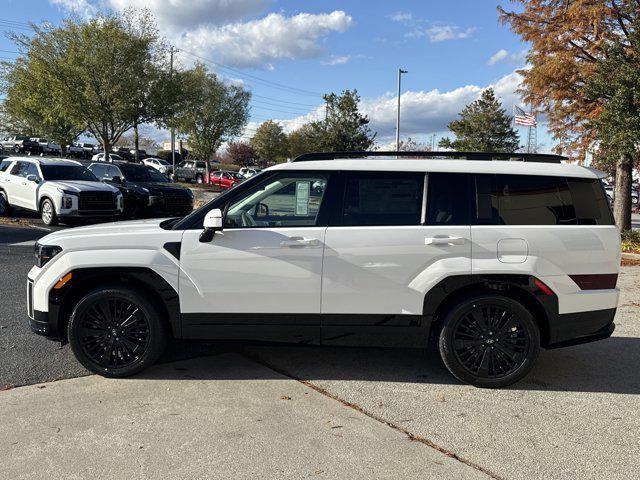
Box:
[40,198,58,226]
[13,145,20,154]
[67,287,168,377]
[438,295,540,388]
[0,190,12,216]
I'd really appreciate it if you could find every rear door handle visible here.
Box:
[280,237,321,248]
[425,236,466,246]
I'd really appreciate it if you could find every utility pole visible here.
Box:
[169,46,177,181]
[395,68,408,153]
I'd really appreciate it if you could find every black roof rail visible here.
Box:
[292,151,566,164]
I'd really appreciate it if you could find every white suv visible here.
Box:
[25,152,620,387]
[0,157,123,225]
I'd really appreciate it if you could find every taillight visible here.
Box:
[569,274,618,290]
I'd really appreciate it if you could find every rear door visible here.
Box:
[6,161,30,208]
[320,171,472,347]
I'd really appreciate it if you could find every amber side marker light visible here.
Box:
[54,272,73,289]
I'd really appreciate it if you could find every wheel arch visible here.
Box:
[50,267,181,344]
[424,274,555,347]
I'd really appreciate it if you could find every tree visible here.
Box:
[315,89,376,151]
[3,11,171,158]
[438,88,519,152]
[250,120,288,164]
[499,1,638,230]
[175,64,251,181]
[398,137,428,151]
[114,133,161,153]
[226,140,258,166]
[287,123,321,159]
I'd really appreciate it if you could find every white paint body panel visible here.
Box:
[28,219,181,312]
[179,227,326,314]
[471,225,621,314]
[321,226,471,314]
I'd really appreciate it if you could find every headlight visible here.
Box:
[62,196,73,209]
[149,195,162,205]
[141,187,149,194]
[34,242,62,268]
[186,189,194,198]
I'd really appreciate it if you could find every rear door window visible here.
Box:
[342,172,424,226]
[426,173,470,225]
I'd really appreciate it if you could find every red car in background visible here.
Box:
[209,170,245,189]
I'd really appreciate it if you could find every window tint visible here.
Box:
[567,178,614,225]
[426,173,469,225]
[41,165,98,181]
[495,175,575,225]
[473,174,613,226]
[225,173,328,228]
[342,172,424,226]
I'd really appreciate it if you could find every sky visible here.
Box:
[0,0,554,152]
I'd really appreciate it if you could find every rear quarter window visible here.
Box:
[567,178,615,225]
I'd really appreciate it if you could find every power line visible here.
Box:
[251,94,319,108]
[178,49,323,98]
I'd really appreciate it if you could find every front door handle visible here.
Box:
[425,236,466,246]
[280,237,321,248]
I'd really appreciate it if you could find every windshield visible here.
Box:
[41,165,98,181]
[157,159,170,165]
[120,165,152,182]
[147,169,169,182]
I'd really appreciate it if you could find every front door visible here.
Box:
[321,172,472,347]
[179,171,332,343]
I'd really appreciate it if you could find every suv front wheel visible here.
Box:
[67,287,168,377]
[40,198,59,226]
[438,295,540,388]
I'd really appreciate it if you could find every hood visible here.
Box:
[38,218,173,250]
[48,180,121,194]
[126,181,191,194]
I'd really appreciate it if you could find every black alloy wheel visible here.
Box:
[68,288,168,377]
[439,295,540,388]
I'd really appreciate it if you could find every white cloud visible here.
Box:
[409,24,476,43]
[389,11,412,22]
[107,0,267,31]
[49,0,97,18]
[177,11,353,69]
[257,70,525,143]
[487,48,528,65]
[321,55,351,66]
[487,49,509,65]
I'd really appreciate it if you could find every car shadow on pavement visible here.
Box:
[153,336,640,394]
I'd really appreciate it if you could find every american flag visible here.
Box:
[514,105,537,127]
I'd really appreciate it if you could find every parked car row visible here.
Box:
[0,157,193,225]
[173,160,259,188]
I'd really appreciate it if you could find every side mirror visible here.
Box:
[200,208,223,242]
[111,175,123,184]
[26,174,40,183]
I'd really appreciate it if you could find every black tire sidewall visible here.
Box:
[67,287,168,377]
[0,190,11,216]
[438,295,540,388]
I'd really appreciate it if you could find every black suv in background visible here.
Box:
[88,162,194,218]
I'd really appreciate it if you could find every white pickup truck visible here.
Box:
[0,157,123,225]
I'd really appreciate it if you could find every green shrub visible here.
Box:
[621,229,640,253]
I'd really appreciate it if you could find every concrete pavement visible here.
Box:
[0,354,488,480]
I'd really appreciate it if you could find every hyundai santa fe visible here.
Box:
[26,151,620,388]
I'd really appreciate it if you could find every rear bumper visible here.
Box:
[548,308,616,348]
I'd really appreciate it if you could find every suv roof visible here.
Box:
[272,151,602,179]
[2,156,81,166]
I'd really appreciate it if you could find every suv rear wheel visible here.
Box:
[438,295,540,388]
[67,287,168,377]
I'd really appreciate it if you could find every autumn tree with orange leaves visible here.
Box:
[499,0,639,231]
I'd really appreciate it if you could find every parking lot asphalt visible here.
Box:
[1,222,639,479]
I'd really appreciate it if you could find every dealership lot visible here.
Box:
[1,223,639,479]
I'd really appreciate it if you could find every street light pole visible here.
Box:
[395,68,407,153]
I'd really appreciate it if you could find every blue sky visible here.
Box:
[0,0,553,151]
